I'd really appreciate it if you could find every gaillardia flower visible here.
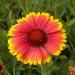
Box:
[8,12,67,65]
[0,61,4,74]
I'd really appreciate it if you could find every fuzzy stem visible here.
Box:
[41,65,44,75]
[13,67,16,75]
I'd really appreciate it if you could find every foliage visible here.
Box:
[0,0,75,75]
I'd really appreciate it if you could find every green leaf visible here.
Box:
[4,70,11,75]
[66,18,75,26]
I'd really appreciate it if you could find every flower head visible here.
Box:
[69,66,75,75]
[0,61,4,74]
[69,66,75,71]
[8,12,67,65]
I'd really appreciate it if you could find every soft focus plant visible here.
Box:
[0,0,75,75]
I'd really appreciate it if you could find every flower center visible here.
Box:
[27,29,47,47]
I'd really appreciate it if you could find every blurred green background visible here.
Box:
[0,0,75,75]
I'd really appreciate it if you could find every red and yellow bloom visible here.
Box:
[0,61,4,74]
[8,12,67,65]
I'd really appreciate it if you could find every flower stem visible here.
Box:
[13,67,16,75]
[41,65,44,75]
[28,65,31,75]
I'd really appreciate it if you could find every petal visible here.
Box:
[40,47,49,59]
[43,19,63,33]
[48,30,67,41]
[40,47,52,63]
[9,40,29,56]
[25,13,36,28]
[26,47,42,65]
[17,44,30,61]
[36,12,50,29]
[8,36,27,46]
[44,31,66,56]
[8,24,32,36]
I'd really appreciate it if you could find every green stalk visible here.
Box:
[41,65,44,75]
[13,67,16,75]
